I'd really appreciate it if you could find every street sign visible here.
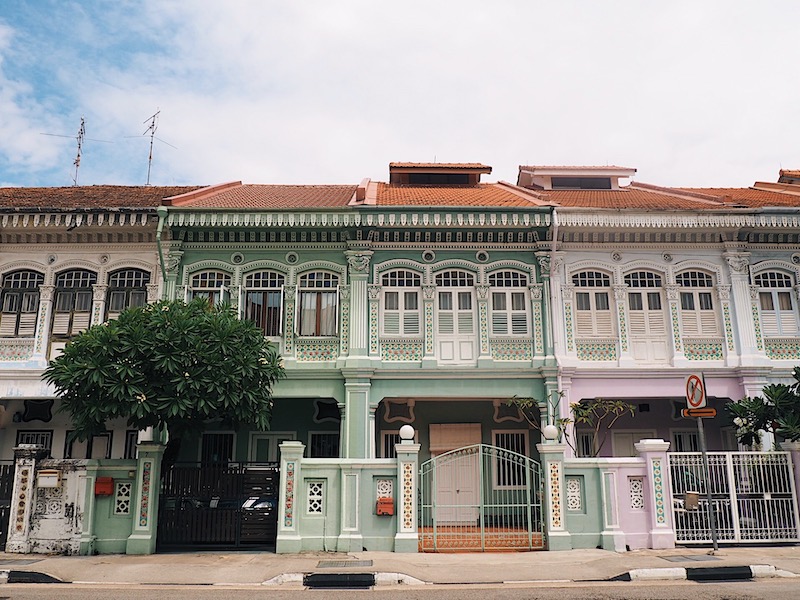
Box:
[682,408,717,418]
[685,374,706,409]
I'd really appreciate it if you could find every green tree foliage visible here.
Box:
[44,298,285,441]
[726,366,800,447]
[511,395,635,457]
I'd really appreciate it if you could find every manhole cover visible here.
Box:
[317,560,373,568]
[661,555,721,562]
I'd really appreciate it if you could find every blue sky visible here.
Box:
[1,1,799,188]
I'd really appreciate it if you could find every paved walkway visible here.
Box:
[1,546,799,586]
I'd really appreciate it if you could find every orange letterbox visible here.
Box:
[95,477,114,496]
[376,497,394,516]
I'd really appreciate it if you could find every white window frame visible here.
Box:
[492,429,530,490]
[297,271,339,337]
[572,271,614,338]
[488,271,530,336]
[381,270,422,337]
[243,270,285,337]
[0,270,43,338]
[754,271,800,337]
[52,269,97,339]
[106,269,150,320]
[676,271,719,337]
[190,270,231,306]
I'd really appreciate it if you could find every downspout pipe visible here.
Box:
[155,206,168,297]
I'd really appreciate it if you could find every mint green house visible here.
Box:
[156,163,557,552]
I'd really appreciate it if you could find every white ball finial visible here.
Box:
[399,424,415,440]
[542,424,559,441]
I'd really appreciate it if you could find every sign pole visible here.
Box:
[695,392,718,552]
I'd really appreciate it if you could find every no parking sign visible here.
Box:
[685,373,706,409]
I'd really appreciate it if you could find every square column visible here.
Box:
[6,444,47,553]
[125,441,165,554]
[537,442,571,550]
[276,441,304,553]
[634,438,675,549]
[394,431,420,552]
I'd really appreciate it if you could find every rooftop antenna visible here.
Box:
[139,109,177,186]
[41,117,112,185]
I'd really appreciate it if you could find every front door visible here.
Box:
[249,432,295,462]
[430,423,482,523]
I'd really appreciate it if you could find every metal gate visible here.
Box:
[157,462,279,550]
[419,444,544,552]
[669,452,800,544]
[0,462,13,551]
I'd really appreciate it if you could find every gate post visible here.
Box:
[394,426,420,552]
[276,441,305,553]
[126,439,165,555]
[537,443,571,550]
[6,444,46,553]
[634,439,675,549]
[781,441,800,507]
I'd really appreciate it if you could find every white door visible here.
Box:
[430,423,482,523]
[612,430,656,457]
[437,290,477,365]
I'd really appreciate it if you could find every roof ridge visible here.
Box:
[751,181,800,197]
[164,181,241,206]
[630,182,728,205]
[494,181,555,206]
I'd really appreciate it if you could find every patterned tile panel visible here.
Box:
[683,340,725,360]
[0,339,35,361]
[549,462,562,528]
[380,340,423,362]
[652,459,666,525]
[284,461,296,528]
[296,339,339,361]
[490,340,533,361]
[576,340,617,361]
[722,303,735,351]
[765,339,800,360]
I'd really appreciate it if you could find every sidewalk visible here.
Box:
[1,546,799,586]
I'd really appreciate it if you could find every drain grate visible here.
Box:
[317,560,373,568]
[304,573,375,589]
[661,555,721,562]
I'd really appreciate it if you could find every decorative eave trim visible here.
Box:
[556,211,800,229]
[0,212,153,229]
[167,210,552,228]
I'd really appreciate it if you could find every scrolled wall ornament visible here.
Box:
[346,252,372,273]
[367,285,381,301]
[536,254,551,275]
[422,285,436,300]
[725,256,750,274]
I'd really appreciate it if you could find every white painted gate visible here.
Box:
[669,452,800,544]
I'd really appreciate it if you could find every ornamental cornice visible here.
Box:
[0,242,159,253]
[181,260,235,285]
[103,258,158,278]
[620,260,667,277]
[565,260,616,279]
[430,260,480,276]
[672,260,724,284]
[0,211,153,229]
[166,210,551,229]
[0,261,47,276]
[295,261,347,279]
[484,260,535,277]
[750,260,800,280]
[372,259,426,283]
[556,212,800,229]
[240,260,290,276]
[179,242,348,252]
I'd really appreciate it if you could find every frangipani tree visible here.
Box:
[44,298,285,442]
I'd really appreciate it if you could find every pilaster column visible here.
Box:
[537,442,571,550]
[634,438,675,549]
[337,462,364,552]
[599,467,626,551]
[476,284,491,365]
[125,441,165,554]
[717,285,737,366]
[368,284,381,358]
[666,284,686,365]
[276,441,305,553]
[549,254,566,358]
[345,249,372,358]
[561,284,576,358]
[6,444,47,553]
[31,285,54,363]
[91,284,108,325]
[724,252,765,364]
[535,252,555,360]
[530,283,545,360]
[163,248,183,301]
[394,435,420,552]
[613,285,633,366]
[422,285,436,367]
[342,374,373,458]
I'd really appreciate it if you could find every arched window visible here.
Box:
[435,270,476,364]
[244,270,285,336]
[53,269,97,338]
[0,270,43,337]
[675,271,719,336]
[754,271,799,336]
[381,270,421,336]
[571,271,613,337]
[624,271,668,362]
[298,271,339,336]
[106,269,150,320]
[190,270,231,305]
[488,271,529,336]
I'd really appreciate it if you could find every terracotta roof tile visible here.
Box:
[0,185,202,210]
[389,162,491,170]
[519,164,633,171]
[546,186,729,210]
[680,187,800,208]
[375,183,548,207]
[168,184,358,209]
[780,169,800,178]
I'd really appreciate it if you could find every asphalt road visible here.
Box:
[0,579,794,599]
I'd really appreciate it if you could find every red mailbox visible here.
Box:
[95,477,114,496]
[376,496,394,516]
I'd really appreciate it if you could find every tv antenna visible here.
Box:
[41,117,112,185]
[136,110,177,185]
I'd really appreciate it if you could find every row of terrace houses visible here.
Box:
[1,162,800,554]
